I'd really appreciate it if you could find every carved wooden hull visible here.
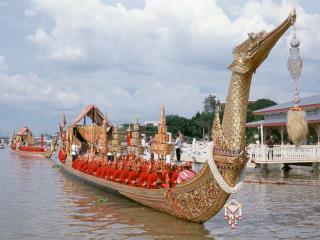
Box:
[60,153,245,223]
[12,149,52,158]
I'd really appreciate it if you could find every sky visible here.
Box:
[0,0,319,135]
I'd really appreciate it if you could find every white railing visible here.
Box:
[181,141,208,163]
[248,144,320,164]
[180,141,320,164]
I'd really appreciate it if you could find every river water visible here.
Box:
[1,148,320,240]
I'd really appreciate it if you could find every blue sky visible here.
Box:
[0,0,319,135]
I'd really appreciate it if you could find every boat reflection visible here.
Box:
[60,175,214,239]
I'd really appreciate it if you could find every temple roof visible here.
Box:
[254,95,320,115]
[17,127,31,136]
[69,105,112,127]
[247,114,320,128]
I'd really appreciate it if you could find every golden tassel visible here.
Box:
[287,106,308,146]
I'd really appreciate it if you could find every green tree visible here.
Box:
[203,94,218,113]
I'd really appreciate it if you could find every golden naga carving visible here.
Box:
[60,10,296,223]
[221,9,296,151]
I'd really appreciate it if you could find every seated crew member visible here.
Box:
[86,159,94,174]
[106,161,116,180]
[101,161,111,178]
[147,167,159,189]
[80,159,89,172]
[81,155,93,173]
[95,160,104,177]
[161,172,170,188]
[92,158,102,175]
[137,165,150,188]
[112,162,122,181]
[74,156,84,170]
[170,165,180,188]
[119,164,130,184]
[72,157,80,168]
[127,166,139,186]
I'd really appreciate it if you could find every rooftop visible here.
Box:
[254,95,320,115]
[247,113,320,128]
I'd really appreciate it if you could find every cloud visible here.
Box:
[27,0,320,69]
[0,56,80,110]
[0,55,7,71]
[24,8,37,17]
[2,0,319,133]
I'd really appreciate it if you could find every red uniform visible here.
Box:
[147,171,158,189]
[137,171,149,188]
[91,162,99,175]
[113,169,122,182]
[73,159,81,169]
[106,167,115,180]
[127,170,138,186]
[119,169,129,183]
[72,159,80,169]
[95,165,103,177]
[161,170,170,188]
[80,161,89,172]
[101,166,109,178]
[170,170,179,188]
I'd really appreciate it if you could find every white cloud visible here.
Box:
[27,28,51,45]
[0,55,7,71]
[24,8,37,17]
[0,56,80,110]
[50,46,84,61]
[27,0,320,69]
[3,0,318,132]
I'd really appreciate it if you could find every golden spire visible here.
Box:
[160,105,166,125]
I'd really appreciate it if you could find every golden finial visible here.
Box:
[160,105,166,125]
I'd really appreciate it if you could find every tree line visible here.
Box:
[123,94,277,143]
[166,95,277,143]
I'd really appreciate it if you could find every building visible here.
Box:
[246,95,320,167]
[247,95,320,145]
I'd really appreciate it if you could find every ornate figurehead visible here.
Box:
[216,10,297,153]
[229,9,296,75]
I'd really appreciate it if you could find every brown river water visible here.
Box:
[1,148,320,240]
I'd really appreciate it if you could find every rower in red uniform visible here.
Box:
[101,161,111,178]
[119,163,130,184]
[87,159,95,175]
[161,167,170,188]
[79,157,89,172]
[127,166,139,186]
[106,161,116,180]
[76,157,85,170]
[95,159,105,177]
[147,168,158,189]
[112,162,122,182]
[92,158,101,175]
[137,165,150,188]
[170,165,179,188]
[72,157,81,169]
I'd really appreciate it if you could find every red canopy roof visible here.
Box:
[17,127,30,136]
[69,105,112,127]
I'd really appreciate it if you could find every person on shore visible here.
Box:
[148,136,156,161]
[266,135,274,160]
[178,130,184,143]
[71,140,79,161]
[174,134,182,162]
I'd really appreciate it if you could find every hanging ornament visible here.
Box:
[286,24,308,147]
[224,198,242,229]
